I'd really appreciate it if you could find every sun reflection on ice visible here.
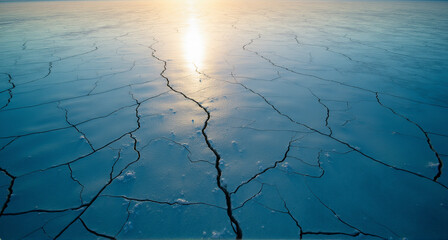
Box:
[184,17,204,71]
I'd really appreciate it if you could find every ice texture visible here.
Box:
[0,0,448,239]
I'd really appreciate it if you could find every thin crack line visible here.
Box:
[115,201,131,237]
[231,139,295,195]
[148,37,243,239]
[230,71,447,190]
[1,75,156,112]
[102,195,226,210]
[57,102,95,151]
[0,91,167,140]
[307,88,332,136]
[233,183,265,210]
[68,164,85,204]
[0,167,15,217]
[376,92,443,181]
[243,33,448,110]
[305,182,386,239]
[0,73,14,111]
[53,91,144,238]
[3,204,88,216]
[79,217,116,240]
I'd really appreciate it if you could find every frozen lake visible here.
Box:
[1,0,448,239]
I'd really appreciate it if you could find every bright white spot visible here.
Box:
[123,221,133,233]
[176,198,188,203]
[428,162,439,168]
[184,17,204,71]
[117,170,136,182]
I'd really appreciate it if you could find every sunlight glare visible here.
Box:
[184,17,204,71]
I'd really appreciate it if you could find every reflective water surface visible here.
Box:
[0,0,448,239]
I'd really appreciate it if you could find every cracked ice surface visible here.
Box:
[1,0,448,239]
